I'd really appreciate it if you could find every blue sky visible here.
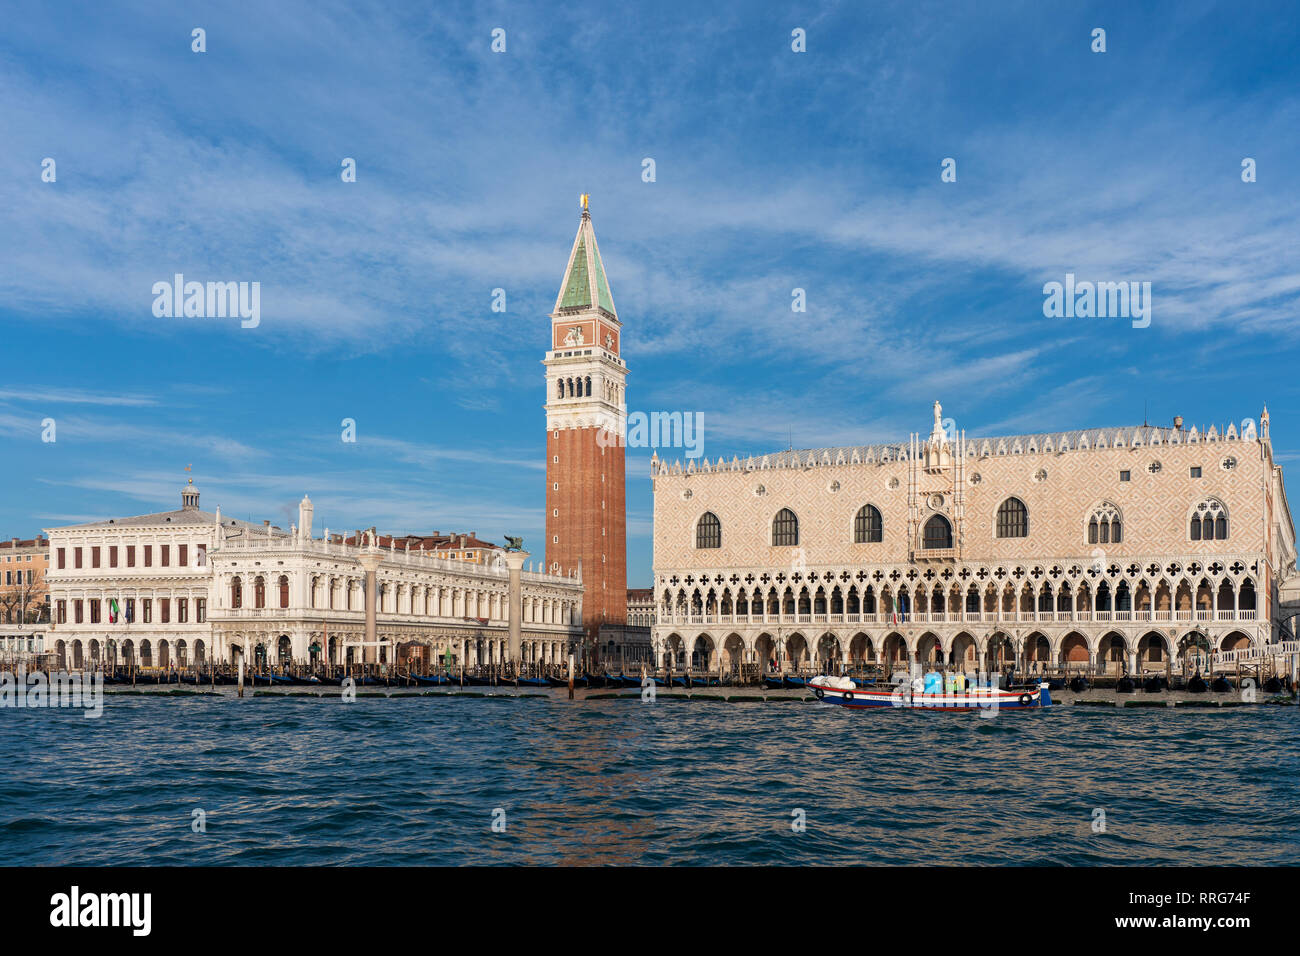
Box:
[2,0,1298,585]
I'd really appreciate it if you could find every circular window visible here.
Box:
[970,472,982,485]
[1148,461,1162,474]
[828,480,841,493]
[888,477,901,490]
[928,493,944,509]
[681,489,693,500]
[1034,468,1048,482]
[1221,456,1237,471]
[754,485,766,496]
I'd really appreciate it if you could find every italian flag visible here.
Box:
[109,598,121,624]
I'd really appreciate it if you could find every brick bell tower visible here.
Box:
[544,195,628,657]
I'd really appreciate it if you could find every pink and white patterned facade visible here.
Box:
[650,403,1296,675]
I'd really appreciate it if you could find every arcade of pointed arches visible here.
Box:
[655,554,1265,669]
[653,626,1256,675]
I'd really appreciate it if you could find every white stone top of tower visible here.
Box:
[181,478,200,509]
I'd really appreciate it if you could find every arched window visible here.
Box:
[996,497,1028,538]
[772,508,798,546]
[854,504,882,543]
[254,576,266,609]
[1190,499,1228,540]
[696,512,721,549]
[230,576,242,609]
[1087,503,1122,544]
[279,575,290,609]
[584,375,592,396]
[923,514,952,549]
[556,380,563,399]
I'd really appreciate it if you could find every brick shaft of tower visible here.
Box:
[542,198,629,646]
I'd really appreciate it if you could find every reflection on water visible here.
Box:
[1,694,1297,865]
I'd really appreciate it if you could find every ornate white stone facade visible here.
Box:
[651,404,1296,676]
[45,486,584,668]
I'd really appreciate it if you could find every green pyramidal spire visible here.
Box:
[554,198,617,319]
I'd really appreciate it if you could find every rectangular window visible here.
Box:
[196,545,206,567]
[74,547,83,569]
[92,547,101,568]
[1119,470,1130,482]
[196,598,206,624]
[142,599,152,624]
[90,600,101,624]
[126,598,135,622]
[178,598,188,623]
[161,545,170,567]
[179,544,188,567]
[161,598,170,623]
[109,546,118,567]
[1191,466,1202,478]
[127,545,136,567]
[74,600,84,623]
[144,545,152,567]
[57,600,67,624]
[57,547,66,570]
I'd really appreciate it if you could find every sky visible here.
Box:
[1,0,1298,586]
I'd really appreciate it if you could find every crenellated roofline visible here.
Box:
[651,420,1267,477]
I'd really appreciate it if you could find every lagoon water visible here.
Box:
[2,692,1297,865]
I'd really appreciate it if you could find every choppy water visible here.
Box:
[2,692,1297,865]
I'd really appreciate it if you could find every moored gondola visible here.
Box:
[1187,672,1208,693]
[1263,675,1283,694]
[410,673,452,686]
[1210,675,1232,693]
[783,674,807,689]
[1142,675,1165,693]
[763,675,784,689]
[1068,676,1089,693]
[544,674,588,688]
[515,676,550,687]
[1116,676,1136,693]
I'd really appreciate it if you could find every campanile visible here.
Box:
[543,196,628,654]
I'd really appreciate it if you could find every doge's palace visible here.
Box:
[651,403,1296,677]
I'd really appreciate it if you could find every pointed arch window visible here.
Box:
[230,576,243,609]
[996,497,1028,538]
[1190,499,1228,540]
[696,512,721,549]
[1087,503,1122,544]
[922,514,952,549]
[854,504,882,543]
[772,508,799,546]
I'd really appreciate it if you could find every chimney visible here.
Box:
[10,538,17,547]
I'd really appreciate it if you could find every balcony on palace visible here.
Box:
[656,608,1258,628]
